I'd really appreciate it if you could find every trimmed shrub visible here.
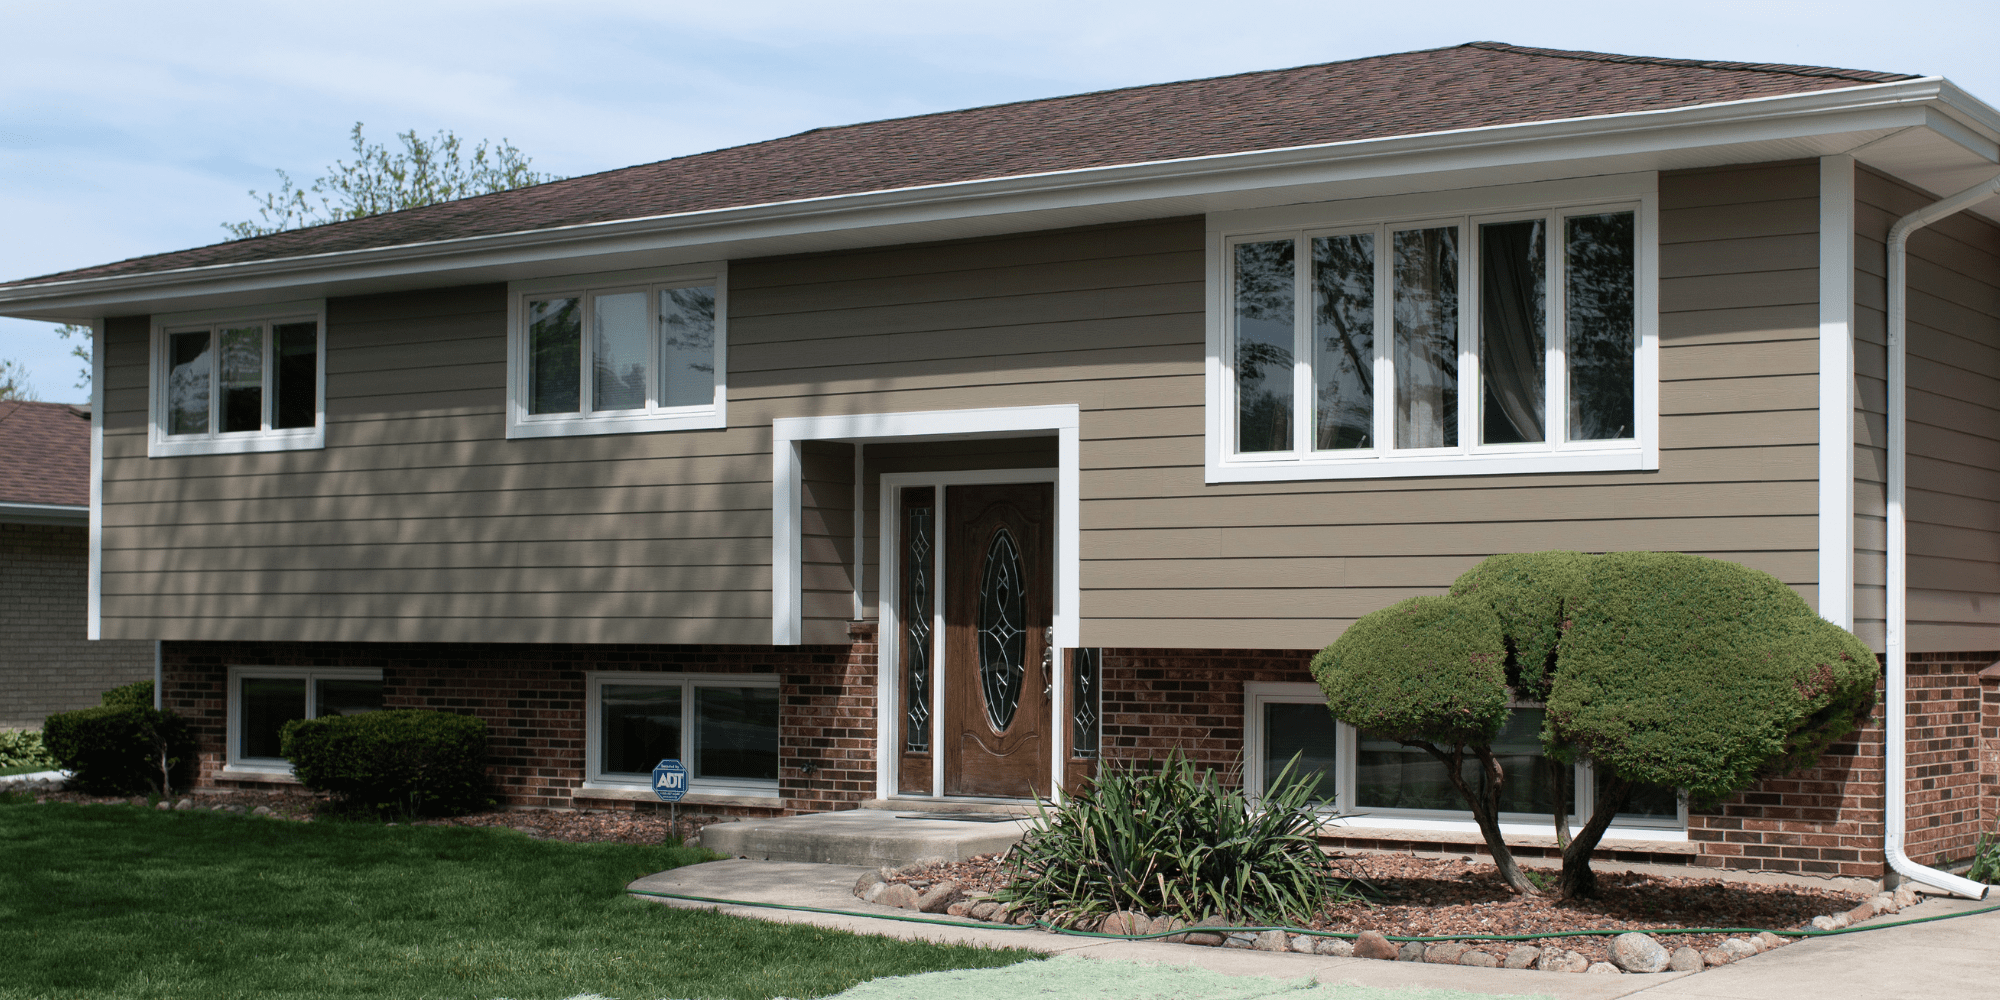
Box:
[0,729,60,771]
[100,679,155,710]
[1311,595,1509,747]
[41,705,194,794]
[999,750,1353,926]
[281,709,490,817]
[1447,550,1592,698]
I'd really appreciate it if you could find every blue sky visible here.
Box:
[3,0,1996,404]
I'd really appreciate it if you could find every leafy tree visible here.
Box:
[0,357,37,401]
[1313,551,1877,899]
[224,123,557,239]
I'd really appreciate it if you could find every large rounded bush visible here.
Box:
[281,709,490,817]
[1309,594,1509,747]
[41,705,193,794]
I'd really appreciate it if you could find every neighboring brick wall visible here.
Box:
[161,637,879,816]
[0,523,153,729]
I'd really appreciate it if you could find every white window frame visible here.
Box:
[149,300,327,457]
[1243,681,1686,837]
[224,664,384,776]
[1205,175,1659,483]
[582,670,780,798]
[506,263,728,439]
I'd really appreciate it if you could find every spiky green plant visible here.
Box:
[996,750,1351,926]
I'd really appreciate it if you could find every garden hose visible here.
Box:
[627,888,2000,942]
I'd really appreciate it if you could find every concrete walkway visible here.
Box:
[628,860,1998,1000]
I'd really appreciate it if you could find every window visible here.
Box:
[584,672,778,797]
[1207,180,1656,482]
[226,666,384,774]
[507,264,727,438]
[150,301,325,456]
[1244,682,1684,833]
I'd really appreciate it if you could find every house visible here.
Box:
[2,42,1997,888]
[0,400,153,728]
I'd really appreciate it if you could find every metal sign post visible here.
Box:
[652,758,688,843]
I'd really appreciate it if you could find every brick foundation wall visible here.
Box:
[1098,647,1314,774]
[0,523,154,729]
[161,636,879,816]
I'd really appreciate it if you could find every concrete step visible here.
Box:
[700,808,1032,867]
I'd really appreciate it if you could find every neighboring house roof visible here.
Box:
[0,401,90,508]
[4,41,1911,289]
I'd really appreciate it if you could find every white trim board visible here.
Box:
[1818,155,1858,629]
[770,404,1082,650]
[87,317,104,641]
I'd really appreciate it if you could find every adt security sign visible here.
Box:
[651,759,688,803]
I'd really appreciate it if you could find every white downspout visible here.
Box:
[1884,174,2000,900]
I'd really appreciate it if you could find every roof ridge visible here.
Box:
[1465,40,1912,84]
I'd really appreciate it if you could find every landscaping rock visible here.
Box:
[945,901,973,917]
[861,881,888,904]
[1424,941,1469,964]
[1252,930,1288,952]
[1719,938,1760,962]
[1869,891,1897,914]
[155,801,171,811]
[1755,933,1791,951]
[1810,913,1850,931]
[1288,935,1316,953]
[1396,941,1426,962]
[1222,931,1258,949]
[1611,932,1670,973]
[1150,915,1187,941]
[1844,900,1878,924]
[252,805,273,817]
[853,870,884,897]
[1182,916,1229,947]
[173,798,193,811]
[915,881,958,913]
[1459,950,1500,968]
[1011,908,1036,926]
[1586,962,1623,974]
[1100,911,1147,936]
[1537,949,1589,973]
[1703,949,1732,967]
[1503,946,1540,969]
[1669,947,1704,972]
[1352,930,1398,961]
[969,901,998,921]
[1315,937,1354,957]
[875,883,920,910]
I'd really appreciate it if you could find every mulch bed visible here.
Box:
[881,851,1863,965]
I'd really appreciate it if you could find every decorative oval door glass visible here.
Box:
[977,527,1028,731]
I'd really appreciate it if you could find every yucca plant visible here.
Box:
[1968,832,2000,884]
[996,750,1353,926]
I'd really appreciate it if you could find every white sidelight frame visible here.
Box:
[505,262,728,439]
[770,403,1082,801]
[222,664,384,776]
[1205,174,1659,483]
[580,670,782,799]
[1242,682,1687,839]
[878,468,1062,801]
[148,300,327,457]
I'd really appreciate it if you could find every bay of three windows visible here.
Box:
[523,281,718,418]
[1230,206,1638,461]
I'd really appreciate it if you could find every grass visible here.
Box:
[0,763,56,777]
[0,798,1037,1000]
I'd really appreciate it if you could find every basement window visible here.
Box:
[225,665,384,775]
[583,672,779,797]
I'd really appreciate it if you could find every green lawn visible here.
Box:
[0,798,1035,1000]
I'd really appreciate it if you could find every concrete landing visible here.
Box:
[699,808,1032,867]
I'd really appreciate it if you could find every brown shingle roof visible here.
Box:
[6,41,1911,289]
[0,401,90,507]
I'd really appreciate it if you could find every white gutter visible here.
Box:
[1884,173,2000,900]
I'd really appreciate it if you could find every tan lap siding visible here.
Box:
[99,285,775,644]
[1855,168,2000,652]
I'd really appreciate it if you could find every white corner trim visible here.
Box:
[1818,155,1857,629]
[87,318,104,641]
[771,404,1082,649]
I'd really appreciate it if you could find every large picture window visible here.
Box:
[150,302,325,457]
[225,666,384,774]
[507,264,726,439]
[1207,183,1655,482]
[1244,683,1683,833]
[584,672,779,797]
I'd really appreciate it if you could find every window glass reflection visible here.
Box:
[1392,227,1458,448]
[1356,708,1560,814]
[1312,233,1374,450]
[660,286,717,408]
[1264,702,1338,805]
[1566,212,1636,441]
[1479,220,1546,444]
[167,331,212,436]
[695,686,780,781]
[592,291,649,412]
[241,677,306,760]
[528,298,582,414]
[601,684,682,776]
[1234,240,1295,453]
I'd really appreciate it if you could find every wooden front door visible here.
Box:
[942,482,1054,798]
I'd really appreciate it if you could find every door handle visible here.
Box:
[1041,627,1054,697]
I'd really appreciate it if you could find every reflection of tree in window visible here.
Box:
[1565,212,1635,441]
[1312,234,1374,450]
[167,332,212,435]
[592,291,649,412]
[220,326,264,432]
[1234,240,1294,453]
[527,298,581,414]
[660,286,717,408]
[1392,227,1458,449]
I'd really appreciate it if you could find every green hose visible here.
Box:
[628,888,2000,942]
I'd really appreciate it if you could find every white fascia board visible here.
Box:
[0,500,89,525]
[0,78,1982,320]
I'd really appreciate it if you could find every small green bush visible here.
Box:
[40,705,193,794]
[998,750,1353,926]
[100,679,155,709]
[1967,833,2000,884]
[0,729,60,771]
[281,709,490,817]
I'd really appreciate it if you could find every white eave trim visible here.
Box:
[0,500,88,525]
[2,77,1991,318]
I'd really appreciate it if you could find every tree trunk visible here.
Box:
[1417,741,1541,896]
[1558,774,1633,899]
